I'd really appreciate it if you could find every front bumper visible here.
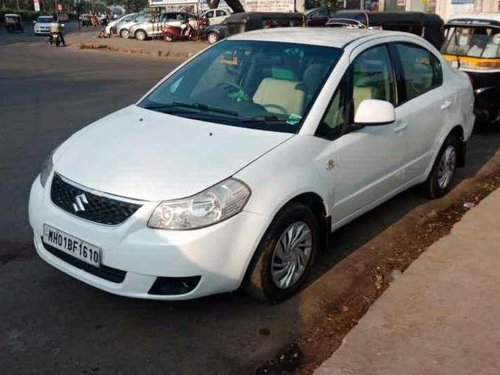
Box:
[29,174,269,300]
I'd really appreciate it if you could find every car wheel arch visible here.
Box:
[427,124,466,179]
[238,192,330,297]
[238,191,330,286]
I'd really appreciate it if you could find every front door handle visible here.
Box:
[393,121,408,133]
[441,101,452,110]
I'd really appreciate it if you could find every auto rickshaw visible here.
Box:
[326,10,444,49]
[5,13,24,33]
[441,13,500,126]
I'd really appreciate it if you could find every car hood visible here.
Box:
[54,105,293,202]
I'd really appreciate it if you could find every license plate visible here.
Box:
[43,224,101,267]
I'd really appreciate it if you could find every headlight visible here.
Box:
[148,178,251,230]
[40,148,57,188]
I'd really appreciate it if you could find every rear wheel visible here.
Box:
[244,202,318,302]
[135,29,147,41]
[420,134,459,199]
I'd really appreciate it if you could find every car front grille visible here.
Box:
[50,173,142,225]
[42,239,127,283]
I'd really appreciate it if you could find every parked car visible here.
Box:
[106,13,137,36]
[441,13,500,125]
[305,7,336,27]
[326,10,445,49]
[29,28,474,302]
[57,13,69,23]
[79,14,92,27]
[34,16,55,35]
[129,12,198,41]
[202,12,304,44]
[200,8,231,26]
[117,13,151,39]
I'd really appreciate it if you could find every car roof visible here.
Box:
[229,27,411,48]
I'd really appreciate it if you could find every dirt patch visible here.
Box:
[77,41,197,60]
[257,157,500,374]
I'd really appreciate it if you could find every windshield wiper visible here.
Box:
[145,102,239,117]
[241,115,289,127]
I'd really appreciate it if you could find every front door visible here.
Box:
[328,44,408,226]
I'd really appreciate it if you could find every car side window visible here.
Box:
[351,45,396,113]
[395,43,443,101]
[316,75,348,140]
[216,10,226,17]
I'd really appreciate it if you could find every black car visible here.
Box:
[202,12,304,45]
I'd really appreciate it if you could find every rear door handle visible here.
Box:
[393,121,408,133]
[441,101,452,110]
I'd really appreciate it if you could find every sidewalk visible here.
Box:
[65,31,208,60]
[315,187,500,375]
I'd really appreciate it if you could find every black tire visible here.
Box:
[135,29,147,41]
[119,29,129,38]
[420,134,459,199]
[244,202,318,302]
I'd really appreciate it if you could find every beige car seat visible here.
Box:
[253,78,305,115]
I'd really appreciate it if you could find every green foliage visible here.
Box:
[1,8,40,21]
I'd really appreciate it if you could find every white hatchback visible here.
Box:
[29,29,474,302]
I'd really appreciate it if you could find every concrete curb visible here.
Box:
[69,39,204,60]
[314,186,500,375]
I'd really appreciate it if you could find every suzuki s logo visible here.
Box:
[72,193,89,212]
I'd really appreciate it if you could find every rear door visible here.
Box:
[390,42,450,181]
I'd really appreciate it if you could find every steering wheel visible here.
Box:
[263,103,288,115]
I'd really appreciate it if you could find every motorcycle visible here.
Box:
[163,23,197,42]
[49,32,64,47]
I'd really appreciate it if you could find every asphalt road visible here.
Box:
[1,40,499,374]
[0,20,95,46]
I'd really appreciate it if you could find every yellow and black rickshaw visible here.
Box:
[5,13,24,33]
[441,13,500,126]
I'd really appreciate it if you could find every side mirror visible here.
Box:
[354,99,395,126]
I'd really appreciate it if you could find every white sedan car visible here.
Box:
[33,16,55,35]
[29,29,474,302]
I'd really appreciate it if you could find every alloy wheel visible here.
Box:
[136,31,146,41]
[437,145,457,189]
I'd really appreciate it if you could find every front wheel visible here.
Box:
[244,202,318,302]
[420,134,459,199]
[164,33,174,42]
[135,30,147,41]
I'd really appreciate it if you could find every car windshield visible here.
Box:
[37,17,53,23]
[140,40,342,133]
[442,26,500,58]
